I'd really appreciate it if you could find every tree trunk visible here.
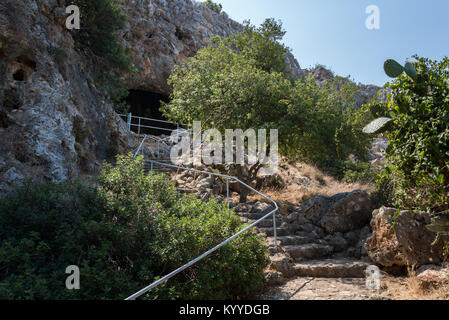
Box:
[236,163,263,204]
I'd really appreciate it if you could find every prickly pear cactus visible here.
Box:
[384,59,405,78]
[404,62,418,80]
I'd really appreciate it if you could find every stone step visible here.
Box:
[236,211,276,220]
[240,217,284,228]
[257,227,291,237]
[284,243,334,261]
[292,259,371,278]
[267,235,312,246]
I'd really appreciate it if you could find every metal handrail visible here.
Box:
[120,113,188,136]
[125,136,279,300]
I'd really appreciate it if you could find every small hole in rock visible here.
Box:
[175,27,184,41]
[13,69,25,81]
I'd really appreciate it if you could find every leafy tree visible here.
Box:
[287,76,371,169]
[220,19,290,77]
[162,20,370,201]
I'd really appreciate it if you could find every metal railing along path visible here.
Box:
[124,136,279,300]
[120,113,187,136]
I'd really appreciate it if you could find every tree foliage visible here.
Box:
[362,56,449,212]
[162,20,370,181]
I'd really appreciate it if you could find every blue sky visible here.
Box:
[216,0,449,86]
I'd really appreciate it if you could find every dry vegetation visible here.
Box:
[247,161,375,215]
[382,275,449,300]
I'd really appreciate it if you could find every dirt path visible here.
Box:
[259,277,390,300]
[259,275,449,300]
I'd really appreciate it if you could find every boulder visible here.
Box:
[416,265,449,290]
[269,252,295,278]
[365,207,448,267]
[298,190,372,234]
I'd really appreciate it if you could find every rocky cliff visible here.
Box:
[305,65,386,107]
[0,0,304,196]
[121,0,304,95]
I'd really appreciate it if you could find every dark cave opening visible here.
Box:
[13,69,25,81]
[125,90,176,136]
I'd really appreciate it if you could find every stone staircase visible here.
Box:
[135,136,374,282]
[231,199,373,281]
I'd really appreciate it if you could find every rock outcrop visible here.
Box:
[0,0,135,196]
[0,0,304,196]
[121,0,304,95]
[305,65,387,107]
[288,190,372,234]
[365,207,449,267]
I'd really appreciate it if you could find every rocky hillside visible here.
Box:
[305,65,386,107]
[0,0,376,197]
[0,0,303,196]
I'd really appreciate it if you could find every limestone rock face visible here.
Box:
[0,0,304,196]
[365,207,448,267]
[0,0,135,197]
[121,0,304,95]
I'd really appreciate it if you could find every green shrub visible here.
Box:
[202,0,222,14]
[0,155,268,300]
[362,56,449,212]
[340,160,378,184]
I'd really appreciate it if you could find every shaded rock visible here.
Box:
[416,265,449,290]
[269,252,295,278]
[365,207,449,267]
[251,201,274,215]
[325,233,348,252]
[3,167,23,184]
[344,231,360,245]
[264,271,285,286]
[285,243,333,261]
[299,190,372,234]
[255,173,285,189]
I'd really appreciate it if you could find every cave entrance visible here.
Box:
[125,89,176,136]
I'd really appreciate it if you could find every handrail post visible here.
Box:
[138,117,141,135]
[127,112,132,131]
[226,177,230,208]
[273,210,278,250]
